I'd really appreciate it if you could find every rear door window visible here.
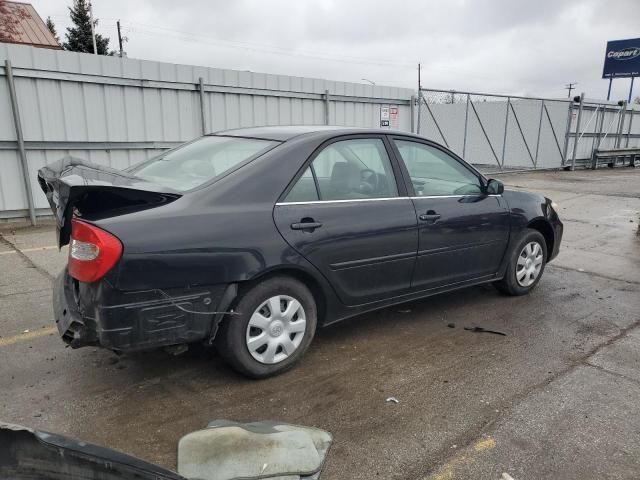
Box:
[284,167,319,202]
[308,138,398,201]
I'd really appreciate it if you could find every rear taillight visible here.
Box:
[68,218,122,283]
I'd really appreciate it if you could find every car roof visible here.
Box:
[210,125,422,142]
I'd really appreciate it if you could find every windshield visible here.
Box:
[128,136,278,191]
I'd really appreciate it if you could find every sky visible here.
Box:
[30,0,640,101]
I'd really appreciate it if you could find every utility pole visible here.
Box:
[565,83,577,98]
[88,1,97,54]
[416,63,422,135]
[117,20,123,57]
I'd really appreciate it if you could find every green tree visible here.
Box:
[45,16,60,44]
[63,0,111,55]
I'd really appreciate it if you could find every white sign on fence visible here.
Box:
[380,105,399,129]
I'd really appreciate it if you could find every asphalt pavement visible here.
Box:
[1,167,639,480]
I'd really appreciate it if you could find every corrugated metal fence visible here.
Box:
[418,88,640,172]
[0,43,415,221]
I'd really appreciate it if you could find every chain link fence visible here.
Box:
[418,89,640,173]
[418,89,571,173]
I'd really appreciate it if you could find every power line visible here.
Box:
[126,24,417,68]
[565,82,577,98]
[46,15,507,83]
[126,23,507,82]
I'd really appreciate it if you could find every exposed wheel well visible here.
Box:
[527,219,554,260]
[238,268,327,325]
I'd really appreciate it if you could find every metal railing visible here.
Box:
[565,95,640,169]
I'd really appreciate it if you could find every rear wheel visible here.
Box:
[494,229,547,296]
[215,276,317,378]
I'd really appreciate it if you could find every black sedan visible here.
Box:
[38,126,563,378]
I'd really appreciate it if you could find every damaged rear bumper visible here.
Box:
[53,270,232,352]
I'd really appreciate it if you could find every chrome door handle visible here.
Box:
[291,221,322,231]
[419,213,441,222]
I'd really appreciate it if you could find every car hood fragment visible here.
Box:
[1,420,333,480]
[37,156,181,247]
[0,421,184,480]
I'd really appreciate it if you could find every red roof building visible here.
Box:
[0,1,62,49]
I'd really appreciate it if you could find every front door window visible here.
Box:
[394,140,482,196]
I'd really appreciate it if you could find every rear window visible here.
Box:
[129,136,278,191]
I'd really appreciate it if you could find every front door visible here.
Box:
[274,136,418,306]
[390,138,510,290]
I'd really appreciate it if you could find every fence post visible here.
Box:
[615,101,627,149]
[561,101,574,167]
[501,97,510,167]
[592,106,603,152]
[5,60,36,226]
[591,106,604,169]
[417,91,422,135]
[410,95,416,133]
[462,94,470,159]
[626,108,634,148]
[570,93,584,171]
[533,100,545,168]
[198,77,207,135]
[324,90,330,125]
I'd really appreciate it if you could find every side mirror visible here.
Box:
[485,178,504,195]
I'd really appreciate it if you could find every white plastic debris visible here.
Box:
[178,420,332,480]
[385,397,399,404]
[501,473,516,480]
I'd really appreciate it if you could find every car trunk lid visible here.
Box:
[38,156,182,247]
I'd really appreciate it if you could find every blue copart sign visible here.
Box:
[602,38,640,78]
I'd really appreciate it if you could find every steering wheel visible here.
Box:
[359,168,379,194]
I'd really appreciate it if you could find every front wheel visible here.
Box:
[494,229,547,296]
[215,276,317,378]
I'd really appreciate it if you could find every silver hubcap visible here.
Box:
[245,295,307,364]
[516,241,544,287]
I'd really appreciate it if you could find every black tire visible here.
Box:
[494,229,547,296]
[215,276,317,378]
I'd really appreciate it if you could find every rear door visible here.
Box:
[273,136,418,306]
[390,137,510,290]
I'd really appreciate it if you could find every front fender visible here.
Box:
[499,189,563,271]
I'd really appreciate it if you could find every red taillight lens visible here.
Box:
[68,219,122,283]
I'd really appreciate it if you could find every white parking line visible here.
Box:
[0,327,57,347]
[0,245,60,255]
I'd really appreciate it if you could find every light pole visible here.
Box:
[88,1,97,54]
